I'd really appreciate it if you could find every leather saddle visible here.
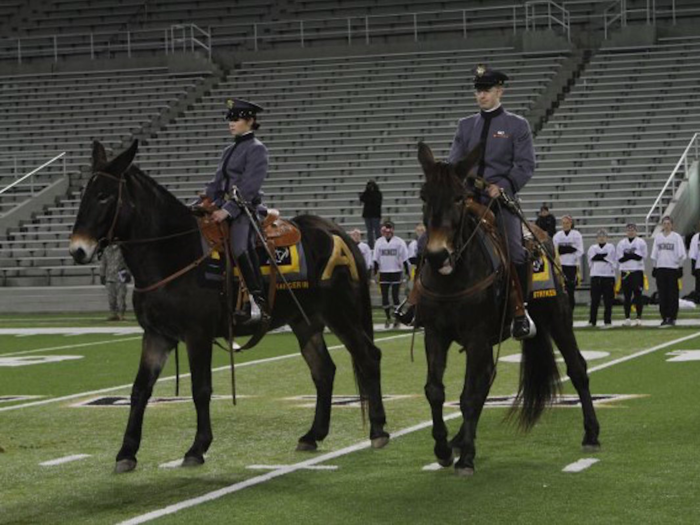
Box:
[193,201,301,253]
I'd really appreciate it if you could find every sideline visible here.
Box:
[0,327,143,336]
[0,337,143,358]
[116,330,700,525]
[0,332,420,413]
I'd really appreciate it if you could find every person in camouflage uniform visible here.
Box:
[100,244,130,321]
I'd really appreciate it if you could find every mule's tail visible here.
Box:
[508,324,561,431]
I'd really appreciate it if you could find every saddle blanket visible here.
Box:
[530,252,561,300]
[200,241,310,289]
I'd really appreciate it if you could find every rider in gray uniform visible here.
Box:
[204,98,269,323]
[448,64,536,340]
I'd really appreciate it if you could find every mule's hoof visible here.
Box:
[455,466,475,477]
[582,443,601,453]
[371,436,390,449]
[182,455,205,467]
[114,459,137,474]
[437,454,454,468]
[296,441,317,452]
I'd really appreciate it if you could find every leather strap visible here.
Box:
[414,269,500,302]
[133,250,212,293]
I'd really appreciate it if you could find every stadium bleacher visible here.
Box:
[0,66,212,286]
[531,39,700,237]
[138,47,569,223]
[1,0,700,294]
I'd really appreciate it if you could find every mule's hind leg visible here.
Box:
[550,313,601,450]
[291,319,336,451]
[182,336,214,466]
[325,314,389,448]
[454,337,494,476]
[424,329,453,467]
[115,331,176,473]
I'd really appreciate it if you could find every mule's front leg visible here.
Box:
[424,329,452,467]
[115,332,175,473]
[183,337,213,466]
[454,339,494,476]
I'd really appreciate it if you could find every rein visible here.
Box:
[132,250,213,294]
[414,269,500,301]
[454,196,496,263]
[92,171,208,294]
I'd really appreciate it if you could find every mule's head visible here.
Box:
[418,142,481,275]
[69,140,138,264]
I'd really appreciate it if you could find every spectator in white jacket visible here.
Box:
[350,229,373,272]
[687,222,700,302]
[651,216,686,327]
[587,229,617,328]
[553,215,584,313]
[616,223,648,326]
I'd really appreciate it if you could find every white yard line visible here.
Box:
[0,332,420,413]
[562,458,600,473]
[0,328,143,336]
[116,330,700,525]
[585,331,700,374]
[1,337,142,358]
[116,415,451,525]
[39,454,91,466]
[0,316,108,323]
[246,464,338,471]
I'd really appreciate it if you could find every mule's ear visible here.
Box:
[417,142,435,173]
[454,143,483,180]
[104,140,139,177]
[92,140,108,171]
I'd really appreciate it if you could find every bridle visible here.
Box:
[90,170,207,293]
[92,171,126,249]
[419,185,504,301]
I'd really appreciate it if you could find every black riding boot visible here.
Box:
[236,249,267,325]
[512,262,536,340]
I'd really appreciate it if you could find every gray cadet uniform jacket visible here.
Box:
[447,107,535,264]
[447,107,535,195]
[204,133,269,220]
[204,133,269,256]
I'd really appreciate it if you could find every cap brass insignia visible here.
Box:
[476,64,486,77]
[227,99,235,109]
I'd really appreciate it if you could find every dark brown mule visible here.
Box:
[69,141,389,473]
[415,142,600,476]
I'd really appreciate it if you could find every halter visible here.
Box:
[90,170,207,293]
[419,187,504,301]
[92,171,126,248]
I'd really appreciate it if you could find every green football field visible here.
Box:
[1,311,700,524]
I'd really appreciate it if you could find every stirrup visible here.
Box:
[234,296,266,325]
[512,310,537,341]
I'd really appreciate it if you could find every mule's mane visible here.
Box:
[127,165,190,215]
[422,162,465,200]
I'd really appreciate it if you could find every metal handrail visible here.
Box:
[0,4,523,62]
[603,0,626,40]
[644,133,700,236]
[245,5,522,49]
[525,0,571,41]
[0,152,66,197]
